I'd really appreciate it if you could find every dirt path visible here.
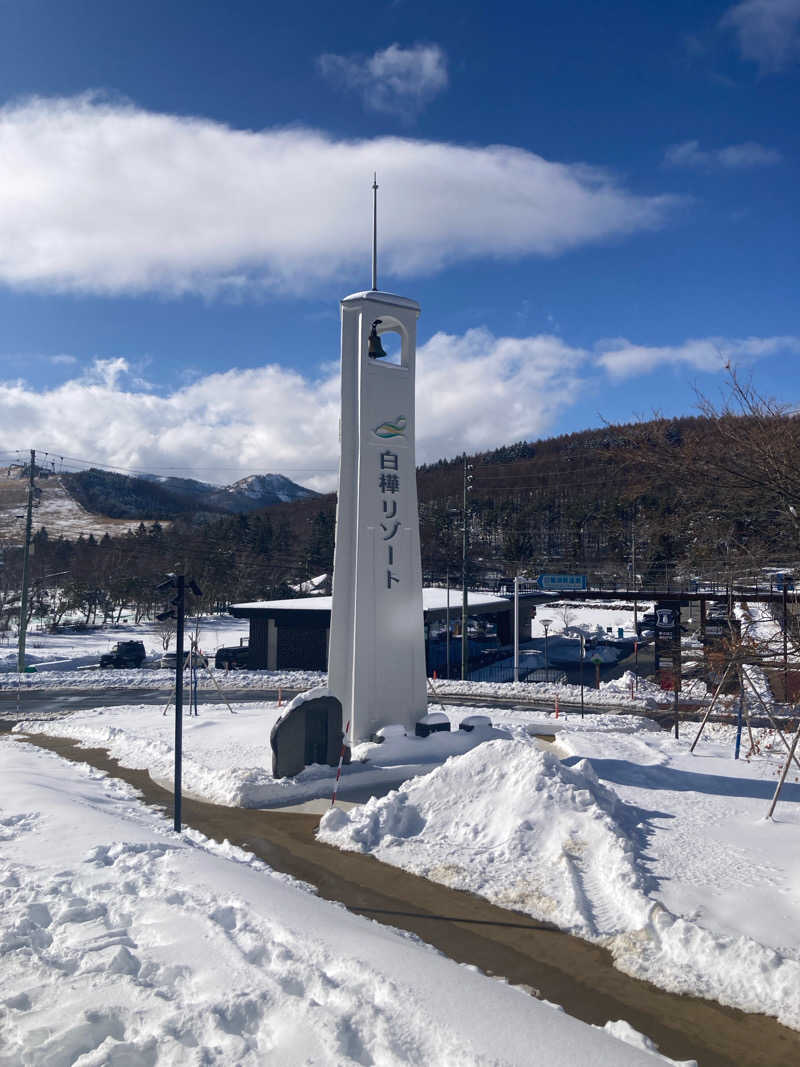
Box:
[16,732,800,1067]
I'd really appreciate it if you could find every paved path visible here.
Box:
[13,732,800,1067]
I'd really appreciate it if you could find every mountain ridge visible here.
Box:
[61,467,317,521]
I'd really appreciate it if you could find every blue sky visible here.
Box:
[0,0,798,488]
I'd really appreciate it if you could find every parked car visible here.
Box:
[214,645,249,670]
[99,640,146,669]
[160,650,208,670]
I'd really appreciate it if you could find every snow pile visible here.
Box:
[436,674,710,708]
[321,740,650,935]
[1,741,670,1066]
[600,671,713,705]
[0,667,325,691]
[319,737,800,1030]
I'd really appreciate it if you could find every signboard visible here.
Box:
[654,600,682,691]
[537,573,588,592]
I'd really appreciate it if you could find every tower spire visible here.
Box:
[371,172,378,291]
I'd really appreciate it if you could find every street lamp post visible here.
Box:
[540,617,552,672]
[461,455,473,680]
[513,575,520,683]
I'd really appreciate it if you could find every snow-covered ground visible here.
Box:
[1,738,681,1066]
[16,692,800,1034]
[531,600,654,640]
[435,670,715,708]
[736,600,792,658]
[13,701,514,808]
[0,666,326,692]
[0,615,250,673]
[320,709,800,1031]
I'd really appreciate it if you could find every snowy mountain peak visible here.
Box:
[226,473,315,504]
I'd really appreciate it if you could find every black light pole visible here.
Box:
[157,572,201,834]
[460,455,472,680]
[783,583,789,700]
[673,613,680,740]
[174,574,185,831]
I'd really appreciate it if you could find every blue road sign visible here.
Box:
[536,573,588,592]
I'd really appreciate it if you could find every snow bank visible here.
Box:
[319,737,800,1031]
[0,667,325,691]
[436,673,711,708]
[321,740,650,934]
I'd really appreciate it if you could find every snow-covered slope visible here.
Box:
[226,472,316,504]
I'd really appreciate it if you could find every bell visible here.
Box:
[368,319,388,359]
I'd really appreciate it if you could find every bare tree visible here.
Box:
[697,366,800,543]
[156,617,176,652]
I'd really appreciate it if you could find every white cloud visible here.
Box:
[49,354,78,366]
[721,0,800,72]
[318,42,448,117]
[5,330,792,490]
[0,94,678,297]
[595,335,800,379]
[664,139,782,169]
[415,330,586,460]
[0,331,586,491]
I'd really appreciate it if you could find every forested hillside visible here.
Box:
[3,402,798,630]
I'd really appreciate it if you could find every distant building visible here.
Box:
[230,588,542,672]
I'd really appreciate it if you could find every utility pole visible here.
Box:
[445,567,451,680]
[631,518,638,636]
[461,454,472,680]
[17,449,35,673]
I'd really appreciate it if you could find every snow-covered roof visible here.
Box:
[232,588,511,614]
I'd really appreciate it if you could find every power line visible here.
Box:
[24,448,337,478]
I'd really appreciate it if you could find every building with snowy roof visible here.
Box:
[230,588,543,672]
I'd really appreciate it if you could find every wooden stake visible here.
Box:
[689,660,733,753]
[767,714,800,819]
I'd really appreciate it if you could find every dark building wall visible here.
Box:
[248,618,269,670]
[277,624,328,670]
